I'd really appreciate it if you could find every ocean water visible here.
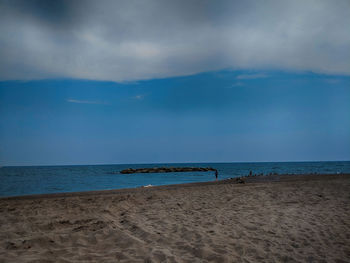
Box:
[0,161,349,197]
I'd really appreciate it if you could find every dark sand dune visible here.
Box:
[1,174,349,262]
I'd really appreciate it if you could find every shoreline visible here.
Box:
[1,173,349,200]
[1,173,349,262]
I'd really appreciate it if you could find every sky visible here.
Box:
[0,0,349,165]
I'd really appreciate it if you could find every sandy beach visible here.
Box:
[1,174,349,262]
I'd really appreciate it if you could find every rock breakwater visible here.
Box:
[120,167,217,174]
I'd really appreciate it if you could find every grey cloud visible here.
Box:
[236,74,268,80]
[0,0,349,81]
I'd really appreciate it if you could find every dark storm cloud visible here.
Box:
[0,0,81,28]
[0,0,349,81]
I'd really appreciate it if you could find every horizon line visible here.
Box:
[2,159,349,168]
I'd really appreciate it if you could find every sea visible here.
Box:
[0,161,349,197]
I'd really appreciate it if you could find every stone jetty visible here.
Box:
[120,167,217,174]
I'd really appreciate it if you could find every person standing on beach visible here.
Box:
[215,170,218,180]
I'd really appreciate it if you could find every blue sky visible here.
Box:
[0,0,349,165]
[1,70,349,166]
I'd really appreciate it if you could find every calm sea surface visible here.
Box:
[0,161,349,197]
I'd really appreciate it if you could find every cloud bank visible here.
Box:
[0,0,349,81]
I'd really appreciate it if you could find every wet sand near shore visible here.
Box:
[1,174,349,262]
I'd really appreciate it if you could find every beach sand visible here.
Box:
[1,174,349,262]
